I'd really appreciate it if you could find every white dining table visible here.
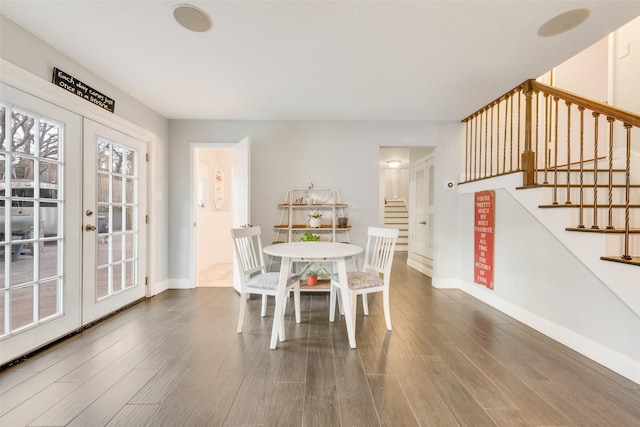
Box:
[263,241,363,349]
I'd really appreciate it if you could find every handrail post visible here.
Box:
[521,80,536,186]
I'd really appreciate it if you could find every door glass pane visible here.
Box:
[98,141,109,171]
[10,243,34,286]
[12,111,35,155]
[0,106,5,150]
[124,261,134,288]
[39,119,60,160]
[112,176,122,203]
[11,285,34,330]
[39,240,59,279]
[39,279,58,319]
[97,267,109,298]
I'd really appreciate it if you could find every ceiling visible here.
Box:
[1,1,639,122]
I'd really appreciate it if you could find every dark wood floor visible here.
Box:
[1,253,639,426]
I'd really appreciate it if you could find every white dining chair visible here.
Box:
[231,226,301,334]
[330,226,399,332]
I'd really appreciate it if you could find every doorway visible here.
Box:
[194,147,234,287]
[190,137,250,292]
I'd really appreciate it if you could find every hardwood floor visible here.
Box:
[1,253,639,426]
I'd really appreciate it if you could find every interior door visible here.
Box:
[82,119,147,324]
[410,155,434,260]
[0,83,82,364]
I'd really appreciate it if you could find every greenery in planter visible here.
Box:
[306,263,330,278]
[309,211,323,219]
[300,232,321,241]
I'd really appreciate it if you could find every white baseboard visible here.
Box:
[407,258,433,277]
[148,279,169,296]
[430,277,640,385]
[431,277,463,288]
[460,280,640,385]
[168,278,193,289]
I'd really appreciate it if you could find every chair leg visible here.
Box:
[350,290,358,333]
[237,292,247,333]
[383,290,392,330]
[294,287,301,323]
[362,294,369,316]
[261,294,268,317]
[329,281,337,322]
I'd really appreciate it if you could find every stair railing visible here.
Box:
[462,79,640,263]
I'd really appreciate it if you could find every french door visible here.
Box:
[0,83,82,364]
[82,119,146,324]
[0,85,147,364]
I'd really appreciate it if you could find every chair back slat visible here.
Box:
[363,226,399,277]
[231,227,267,284]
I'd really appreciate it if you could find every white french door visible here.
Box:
[82,119,146,324]
[0,83,82,364]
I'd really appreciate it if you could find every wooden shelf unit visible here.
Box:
[274,188,351,244]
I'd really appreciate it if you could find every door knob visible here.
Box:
[85,224,96,231]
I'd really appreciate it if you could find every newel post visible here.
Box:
[521,80,536,186]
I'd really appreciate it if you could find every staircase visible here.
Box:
[529,159,640,266]
[384,198,408,251]
[461,79,639,266]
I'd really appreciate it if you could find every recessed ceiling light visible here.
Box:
[173,4,212,33]
[538,8,590,37]
[387,160,401,168]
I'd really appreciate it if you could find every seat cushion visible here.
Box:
[347,271,383,290]
[247,272,299,290]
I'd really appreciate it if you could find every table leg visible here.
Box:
[270,256,291,349]
[336,259,356,348]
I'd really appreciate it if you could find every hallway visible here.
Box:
[1,254,638,426]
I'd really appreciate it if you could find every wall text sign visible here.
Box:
[474,190,495,289]
[52,67,115,113]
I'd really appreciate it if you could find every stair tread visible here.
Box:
[539,204,640,208]
[566,227,640,233]
[600,256,640,267]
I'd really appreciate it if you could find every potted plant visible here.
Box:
[309,211,322,228]
[300,232,320,241]
[306,269,319,286]
[305,263,329,286]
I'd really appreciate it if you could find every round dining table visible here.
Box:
[263,241,363,349]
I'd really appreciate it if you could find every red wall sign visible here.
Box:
[474,190,495,289]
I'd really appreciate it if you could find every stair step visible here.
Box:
[537,168,627,173]
[519,184,640,189]
[539,204,640,209]
[566,227,640,233]
[600,255,640,267]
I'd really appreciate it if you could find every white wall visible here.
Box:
[168,120,463,285]
[612,16,640,114]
